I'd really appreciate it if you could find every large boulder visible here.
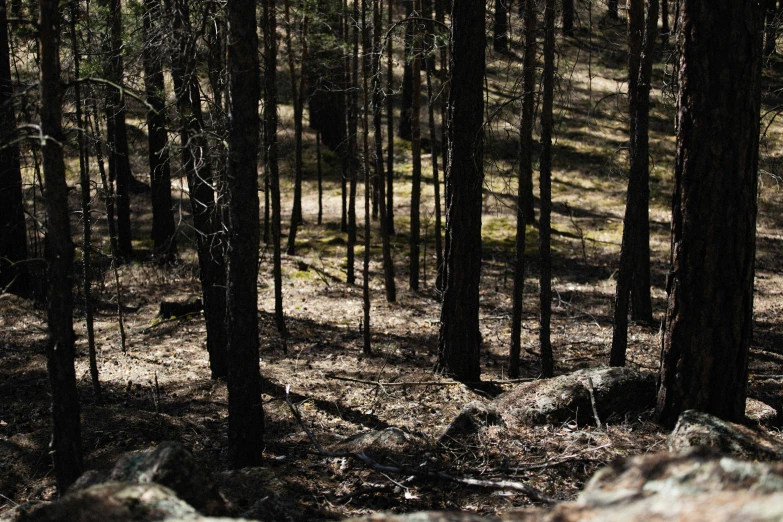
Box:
[71,442,228,515]
[439,401,504,443]
[3,482,251,522]
[493,367,655,427]
[667,410,783,461]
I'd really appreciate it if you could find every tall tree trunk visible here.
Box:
[494,0,509,51]
[169,0,228,378]
[610,0,658,367]
[317,131,323,225]
[398,0,413,140]
[509,0,536,378]
[563,0,574,36]
[539,0,555,378]
[435,0,449,292]
[70,0,102,403]
[409,0,422,291]
[0,0,27,297]
[655,0,762,428]
[103,0,133,260]
[143,0,177,264]
[426,59,442,291]
[40,0,83,493]
[226,0,263,468]
[385,0,395,235]
[436,0,485,383]
[374,0,396,302]
[347,0,359,284]
[263,0,288,339]
[361,0,372,355]
[285,1,308,256]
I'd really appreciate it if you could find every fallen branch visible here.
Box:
[325,373,534,387]
[283,385,555,505]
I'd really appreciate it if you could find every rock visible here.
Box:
[667,410,783,460]
[7,482,215,522]
[345,513,496,522]
[504,449,783,522]
[746,397,777,425]
[439,401,504,442]
[71,442,228,515]
[493,367,655,427]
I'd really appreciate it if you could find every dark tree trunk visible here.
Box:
[347,0,359,285]
[765,0,778,55]
[169,0,228,378]
[263,0,287,339]
[285,1,308,256]
[655,0,762,428]
[436,0,485,383]
[39,0,83,492]
[610,0,658,367]
[562,0,574,36]
[661,0,670,46]
[317,132,323,225]
[374,0,396,302]
[426,59,442,291]
[509,0,536,379]
[409,0,422,291]
[608,0,618,19]
[385,0,395,235]
[103,0,133,260]
[361,0,371,355]
[398,0,413,140]
[435,0,449,292]
[70,0,102,403]
[342,0,349,233]
[0,0,27,297]
[494,0,509,51]
[143,0,177,264]
[226,0,263,468]
[538,0,555,378]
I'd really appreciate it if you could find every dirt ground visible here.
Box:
[2,12,783,521]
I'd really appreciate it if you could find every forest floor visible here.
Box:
[3,12,783,521]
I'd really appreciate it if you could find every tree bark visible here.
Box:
[40,0,83,492]
[226,0,263,468]
[361,0,372,355]
[0,0,27,297]
[538,0,555,378]
[509,0,536,378]
[385,0,395,235]
[347,0,359,285]
[143,0,177,264]
[436,0,485,383]
[263,0,288,340]
[426,58,442,292]
[409,0,422,291]
[655,0,763,428]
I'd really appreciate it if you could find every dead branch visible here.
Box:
[325,373,534,387]
[284,385,555,505]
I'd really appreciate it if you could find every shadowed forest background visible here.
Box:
[1,0,783,520]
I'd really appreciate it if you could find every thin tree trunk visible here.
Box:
[409,0,422,291]
[0,0,27,297]
[317,131,323,225]
[285,0,308,256]
[226,0,263,468]
[425,58,442,291]
[436,0,485,383]
[71,0,102,404]
[374,0,396,302]
[40,0,83,492]
[103,0,133,260]
[538,0,555,378]
[263,0,288,340]
[143,0,177,264]
[399,0,413,140]
[509,0,536,379]
[361,0,372,355]
[610,0,658,367]
[385,0,395,236]
[347,0,359,284]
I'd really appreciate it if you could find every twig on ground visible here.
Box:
[283,385,556,505]
[586,376,603,430]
